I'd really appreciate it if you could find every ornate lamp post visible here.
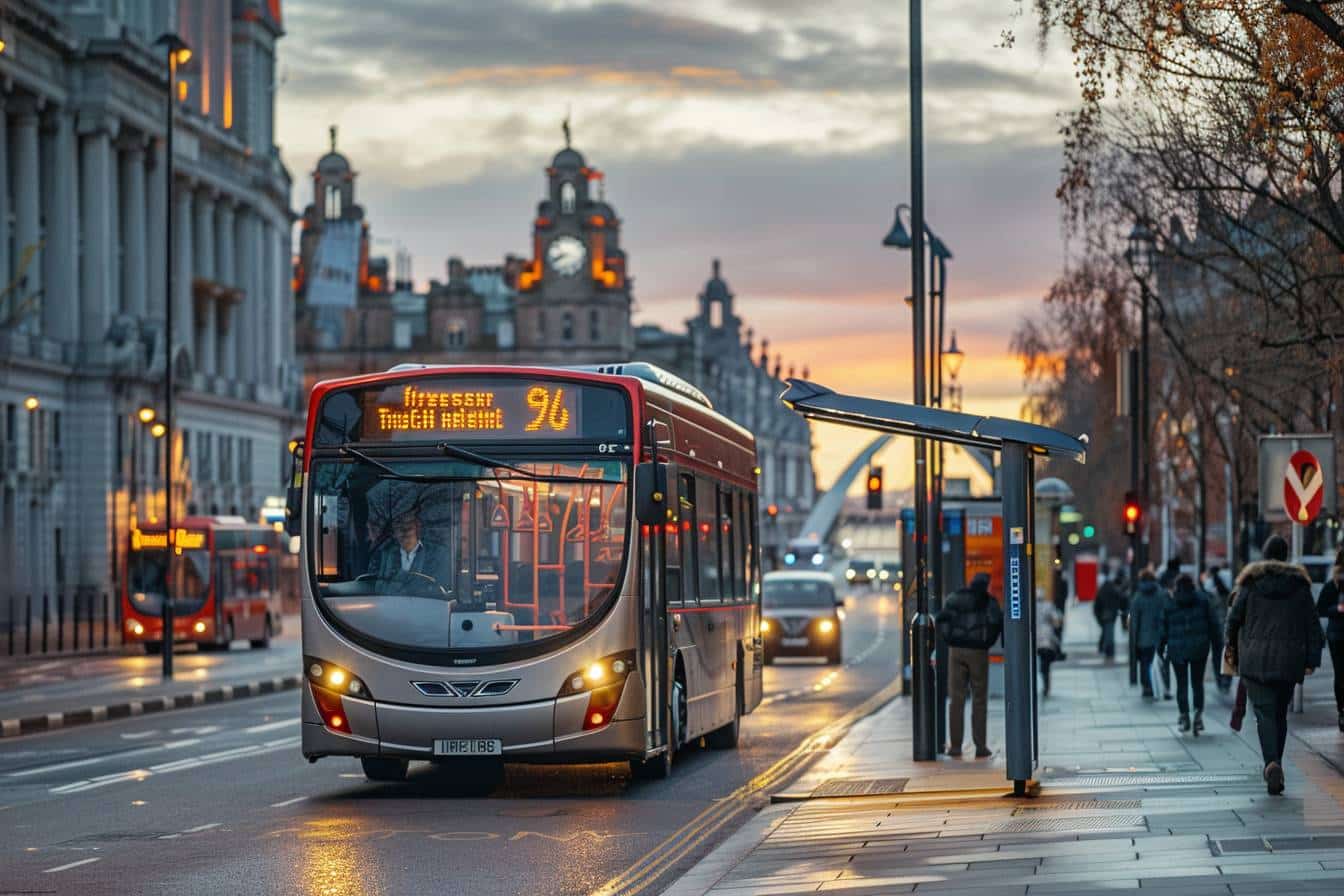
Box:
[1124,221,1156,570]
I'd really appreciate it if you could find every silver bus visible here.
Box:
[290,363,763,786]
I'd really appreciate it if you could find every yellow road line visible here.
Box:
[590,675,904,896]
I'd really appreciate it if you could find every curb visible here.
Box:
[0,674,302,738]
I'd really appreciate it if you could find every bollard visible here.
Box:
[41,593,49,653]
[25,594,32,654]
[103,592,110,648]
[7,595,12,656]
[56,593,64,652]
[86,593,93,650]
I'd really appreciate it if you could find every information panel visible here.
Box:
[315,377,630,446]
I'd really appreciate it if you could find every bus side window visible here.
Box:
[679,473,698,605]
[717,485,736,602]
[733,491,748,601]
[697,477,720,602]
[744,493,757,599]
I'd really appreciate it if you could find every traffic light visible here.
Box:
[1123,491,1141,536]
[1082,524,1096,539]
[866,466,883,510]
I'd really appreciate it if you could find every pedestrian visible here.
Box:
[1129,568,1171,699]
[1037,592,1063,697]
[1159,573,1219,735]
[1203,565,1233,691]
[1159,557,1181,590]
[1093,569,1128,662]
[1224,534,1324,796]
[935,572,1003,759]
[1314,551,1344,732]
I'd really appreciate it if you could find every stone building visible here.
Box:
[0,1,294,600]
[292,136,815,567]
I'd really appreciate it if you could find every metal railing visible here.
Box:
[3,592,120,657]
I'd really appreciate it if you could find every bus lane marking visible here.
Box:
[269,796,307,808]
[43,857,101,873]
[50,737,298,794]
[9,739,201,778]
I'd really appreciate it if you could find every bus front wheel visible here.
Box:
[631,679,684,780]
[360,757,409,782]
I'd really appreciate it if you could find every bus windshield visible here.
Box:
[308,456,628,657]
[127,547,211,615]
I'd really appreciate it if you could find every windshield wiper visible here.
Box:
[338,444,619,484]
[437,442,534,478]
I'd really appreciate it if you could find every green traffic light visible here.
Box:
[1082,525,1095,538]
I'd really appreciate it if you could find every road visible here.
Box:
[0,590,899,896]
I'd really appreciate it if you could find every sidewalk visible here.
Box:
[666,606,1344,895]
[0,615,301,737]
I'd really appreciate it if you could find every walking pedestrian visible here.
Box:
[1159,557,1181,590]
[1224,535,1324,795]
[1130,569,1171,699]
[1314,552,1344,732]
[1094,569,1127,662]
[1037,592,1063,697]
[936,572,1003,758]
[1203,565,1233,691]
[1160,573,1219,735]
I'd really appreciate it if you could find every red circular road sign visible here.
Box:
[1283,449,1325,525]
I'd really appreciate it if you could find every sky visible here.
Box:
[274,0,1080,492]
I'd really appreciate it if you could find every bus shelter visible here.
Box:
[781,379,1087,794]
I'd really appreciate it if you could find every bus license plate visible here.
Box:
[781,637,809,647]
[433,738,502,757]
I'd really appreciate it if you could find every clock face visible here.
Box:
[547,236,587,277]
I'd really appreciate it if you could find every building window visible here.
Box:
[393,319,412,349]
[219,436,232,484]
[560,181,576,214]
[446,321,466,349]
[561,312,574,342]
[537,311,546,340]
[324,184,342,220]
[588,309,600,343]
[239,438,252,486]
[199,432,212,481]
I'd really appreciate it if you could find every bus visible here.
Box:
[124,516,288,653]
[293,362,764,785]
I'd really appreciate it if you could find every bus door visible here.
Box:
[639,464,676,754]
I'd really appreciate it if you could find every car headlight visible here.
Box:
[818,618,835,634]
[845,569,856,580]
[879,570,890,581]
[760,619,772,634]
[866,569,876,579]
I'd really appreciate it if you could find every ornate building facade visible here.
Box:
[293,136,814,568]
[0,1,295,600]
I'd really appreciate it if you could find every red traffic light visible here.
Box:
[866,467,883,510]
[1124,504,1140,523]
[1123,491,1141,534]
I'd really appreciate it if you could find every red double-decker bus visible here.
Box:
[124,516,288,653]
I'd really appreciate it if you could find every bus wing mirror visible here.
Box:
[634,462,668,526]
[285,439,304,538]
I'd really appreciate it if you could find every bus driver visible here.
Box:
[367,509,451,587]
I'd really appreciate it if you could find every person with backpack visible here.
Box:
[1037,592,1064,697]
[1130,568,1171,698]
[1203,565,1233,691]
[936,572,1003,758]
[1160,573,1220,735]
[1314,552,1344,732]
[1093,569,1128,662]
[1225,535,1324,795]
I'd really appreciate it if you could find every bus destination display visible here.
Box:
[370,383,577,437]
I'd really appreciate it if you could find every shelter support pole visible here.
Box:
[1001,441,1037,793]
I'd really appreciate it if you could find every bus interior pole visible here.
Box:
[907,0,936,762]
[162,44,176,681]
[1001,441,1037,794]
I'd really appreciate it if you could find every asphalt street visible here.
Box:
[0,589,900,896]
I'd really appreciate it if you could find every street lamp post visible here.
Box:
[944,331,964,413]
[155,32,190,681]
[1125,221,1156,572]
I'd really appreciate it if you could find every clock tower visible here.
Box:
[515,139,633,357]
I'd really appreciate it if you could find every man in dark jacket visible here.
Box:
[1159,557,1181,590]
[1130,569,1171,698]
[1315,556,1344,732]
[1225,535,1324,795]
[1160,574,1220,734]
[1093,570,1128,661]
[936,572,1003,758]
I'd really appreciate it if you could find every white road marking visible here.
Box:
[9,739,201,778]
[50,737,298,794]
[243,719,295,734]
[270,796,307,808]
[43,857,101,873]
[183,822,221,833]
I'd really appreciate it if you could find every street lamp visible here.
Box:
[1124,219,1156,570]
[154,31,190,681]
[23,396,39,411]
[138,406,157,424]
[943,330,964,411]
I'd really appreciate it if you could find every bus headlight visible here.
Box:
[558,650,636,698]
[305,656,369,699]
[193,621,207,634]
[129,621,145,636]
[760,619,771,634]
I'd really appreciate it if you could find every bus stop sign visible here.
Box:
[1283,449,1325,525]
